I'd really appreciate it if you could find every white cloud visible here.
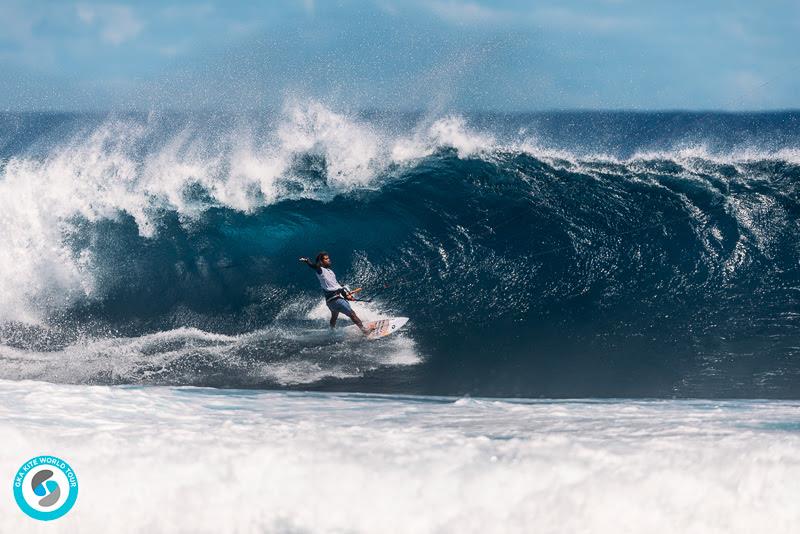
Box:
[160,3,214,19]
[0,3,59,68]
[427,2,640,31]
[76,3,143,45]
[428,1,512,25]
[76,4,95,23]
[532,6,640,32]
[377,2,400,16]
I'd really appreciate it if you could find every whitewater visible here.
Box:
[3,379,800,533]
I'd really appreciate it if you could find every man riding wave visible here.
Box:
[299,252,369,333]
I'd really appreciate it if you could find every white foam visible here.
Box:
[0,316,420,386]
[391,115,496,162]
[0,327,235,383]
[1,381,799,533]
[509,138,800,171]
[278,100,383,188]
[629,143,800,165]
[306,298,388,323]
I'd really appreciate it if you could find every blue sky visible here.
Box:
[0,0,797,111]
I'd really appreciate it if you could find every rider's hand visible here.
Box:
[298,257,308,263]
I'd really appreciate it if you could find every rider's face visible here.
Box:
[322,255,331,267]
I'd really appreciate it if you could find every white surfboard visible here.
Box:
[343,317,409,340]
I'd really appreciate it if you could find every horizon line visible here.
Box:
[3,107,800,115]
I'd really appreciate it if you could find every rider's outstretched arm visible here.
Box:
[298,257,322,273]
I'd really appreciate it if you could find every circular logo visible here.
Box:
[13,456,78,521]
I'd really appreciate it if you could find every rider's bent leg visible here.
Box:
[347,311,366,332]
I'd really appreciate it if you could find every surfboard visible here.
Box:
[344,317,409,340]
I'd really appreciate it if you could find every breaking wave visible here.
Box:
[1,103,799,396]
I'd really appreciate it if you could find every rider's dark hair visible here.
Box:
[316,251,329,264]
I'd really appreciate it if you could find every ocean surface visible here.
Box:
[1,104,798,397]
[2,105,799,532]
